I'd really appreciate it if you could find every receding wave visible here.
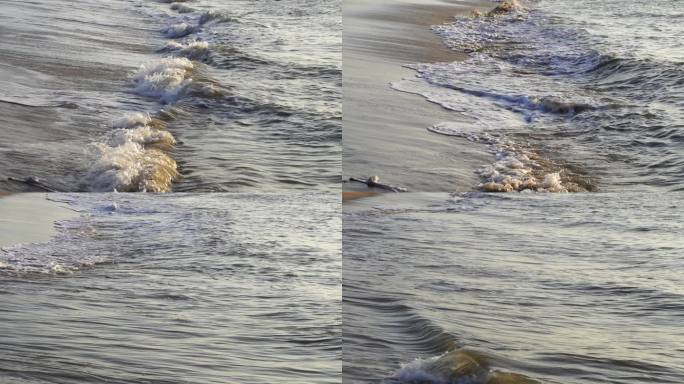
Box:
[395,57,609,121]
[485,0,527,16]
[390,0,684,192]
[0,218,108,275]
[162,22,195,38]
[428,122,593,193]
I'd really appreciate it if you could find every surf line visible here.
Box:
[395,347,541,384]
[83,3,227,193]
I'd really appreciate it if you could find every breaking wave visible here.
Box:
[131,57,195,103]
[82,113,179,192]
[395,349,540,384]
[161,40,211,60]
[199,10,238,25]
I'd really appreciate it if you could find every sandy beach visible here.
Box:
[0,193,77,248]
[343,0,493,193]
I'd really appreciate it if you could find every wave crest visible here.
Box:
[162,40,211,60]
[162,22,194,38]
[82,113,179,192]
[395,349,540,384]
[132,58,194,103]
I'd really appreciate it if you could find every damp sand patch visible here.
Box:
[0,193,78,249]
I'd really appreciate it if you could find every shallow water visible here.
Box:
[0,0,341,192]
[344,192,684,384]
[0,193,341,383]
[392,0,684,192]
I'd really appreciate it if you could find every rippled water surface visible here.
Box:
[0,0,341,192]
[393,0,684,192]
[0,193,341,383]
[344,193,684,384]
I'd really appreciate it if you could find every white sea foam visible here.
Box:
[85,141,178,193]
[433,0,528,53]
[392,48,596,194]
[394,350,539,384]
[429,122,587,193]
[397,57,599,122]
[111,112,152,129]
[395,356,449,383]
[0,221,107,275]
[477,145,586,193]
[83,113,178,192]
[163,22,194,38]
[170,3,194,13]
[109,125,175,148]
[163,40,210,60]
[199,10,237,25]
[394,350,490,384]
[132,57,194,103]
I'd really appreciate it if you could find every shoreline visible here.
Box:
[0,193,78,249]
[343,0,494,194]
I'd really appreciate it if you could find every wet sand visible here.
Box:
[342,190,377,201]
[0,193,77,248]
[343,0,493,193]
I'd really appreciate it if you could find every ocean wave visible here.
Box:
[82,113,178,192]
[429,122,593,193]
[131,57,194,103]
[394,349,540,384]
[161,40,211,60]
[162,22,195,38]
[199,10,238,25]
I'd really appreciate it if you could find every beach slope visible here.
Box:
[343,0,493,193]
